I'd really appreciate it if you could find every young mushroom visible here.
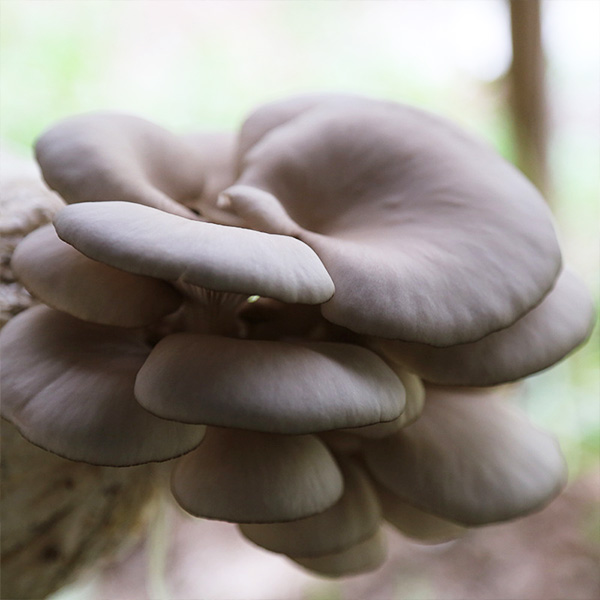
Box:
[1,94,594,577]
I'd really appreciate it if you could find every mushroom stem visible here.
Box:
[173,281,246,337]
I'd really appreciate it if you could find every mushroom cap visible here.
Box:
[344,366,425,438]
[374,482,466,543]
[35,112,204,218]
[239,458,381,558]
[370,268,596,386]
[170,428,344,523]
[134,333,405,434]
[362,386,567,526]
[237,92,357,159]
[230,95,562,346]
[12,224,183,327]
[290,529,387,577]
[0,306,206,466]
[54,201,335,305]
[183,130,237,210]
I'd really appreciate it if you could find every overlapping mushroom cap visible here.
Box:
[1,95,595,577]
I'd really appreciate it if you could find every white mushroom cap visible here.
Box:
[239,458,381,558]
[12,224,182,327]
[370,269,596,385]
[0,306,206,466]
[170,428,343,523]
[134,334,405,434]
[54,201,335,305]
[290,529,387,577]
[362,386,567,526]
[230,95,562,346]
[35,112,205,218]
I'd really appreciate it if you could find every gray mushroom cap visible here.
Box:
[291,529,387,577]
[134,334,405,434]
[35,112,205,218]
[170,428,344,523]
[12,224,182,327]
[374,481,466,543]
[370,268,596,386]
[239,458,382,558]
[227,95,562,346]
[362,386,567,526]
[0,306,206,466]
[54,201,335,305]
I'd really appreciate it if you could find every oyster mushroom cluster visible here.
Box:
[1,94,594,576]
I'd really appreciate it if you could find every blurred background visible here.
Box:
[1,1,598,599]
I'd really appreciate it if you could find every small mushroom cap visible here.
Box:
[374,482,466,543]
[233,95,562,346]
[239,458,381,558]
[35,112,204,218]
[12,224,183,327]
[362,386,567,526]
[0,306,206,466]
[370,269,596,386]
[54,201,335,305]
[170,428,343,523]
[134,334,405,434]
[290,529,387,577]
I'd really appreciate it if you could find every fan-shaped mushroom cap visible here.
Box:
[370,269,596,386]
[229,95,562,346]
[237,92,356,159]
[35,112,204,218]
[362,386,567,526]
[54,201,334,305]
[290,529,387,577]
[374,482,466,543]
[0,306,206,466]
[170,428,343,523]
[12,224,183,327]
[184,130,237,211]
[135,334,405,434]
[239,458,381,558]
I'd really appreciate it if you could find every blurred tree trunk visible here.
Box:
[509,0,550,197]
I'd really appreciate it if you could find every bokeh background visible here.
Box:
[1,1,598,599]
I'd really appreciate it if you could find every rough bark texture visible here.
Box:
[0,151,161,600]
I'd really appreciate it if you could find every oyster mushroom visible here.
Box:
[369,268,595,386]
[239,457,382,557]
[0,306,205,466]
[224,95,563,346]
[12,224,183,327]
[1,94,595,578]
[35,112,205,218]
[170,428,344,523]
[362,386,567,526]
[53,200,335,305]
[134,334,405,433]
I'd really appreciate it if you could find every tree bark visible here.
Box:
[509,0,550,197]
[0,152,161,599]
